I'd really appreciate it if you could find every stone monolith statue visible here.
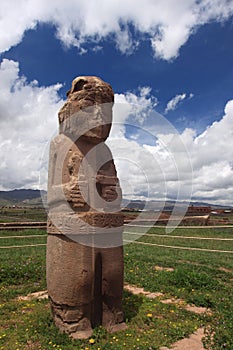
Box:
[46,76,126,339]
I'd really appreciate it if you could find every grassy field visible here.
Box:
[0,208,47,223]
[0,224,233,349]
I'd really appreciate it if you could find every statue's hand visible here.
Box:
[63,179,81,201]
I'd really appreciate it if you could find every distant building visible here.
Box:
[186,205,211,215]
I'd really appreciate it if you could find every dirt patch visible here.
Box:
[124,284,163,298]
[154,266,174,272]
[17,290,48,301]
[161,298,183,305]
[161,298,211,315]
[218,267,233,273]
[160,327,205,350]
[185,304,212,315]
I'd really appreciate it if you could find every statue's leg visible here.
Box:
[46,235,94,339]
[101,246,127,332]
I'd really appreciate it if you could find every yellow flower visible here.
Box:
[89,338,95,344]
[147,313,153,318]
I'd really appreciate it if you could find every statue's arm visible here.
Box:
[96,153,122,207]
[47,136,69,208]
[47,136,88,210]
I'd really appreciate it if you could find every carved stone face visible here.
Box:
[59,76,114,143]
[80,102,113,143]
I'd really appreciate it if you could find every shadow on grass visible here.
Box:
[123,290,143,322]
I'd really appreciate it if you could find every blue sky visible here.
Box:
[0,0,233,206]
[3,20,233,132]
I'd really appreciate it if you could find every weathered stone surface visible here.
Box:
[82,212,124,227]
[46,76,126,339]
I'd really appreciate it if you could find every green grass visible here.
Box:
[0,225,233,349]
[0,208,47,222]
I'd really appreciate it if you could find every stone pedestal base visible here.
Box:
[50,295,127,339]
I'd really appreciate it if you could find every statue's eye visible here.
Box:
[73,79,86,92]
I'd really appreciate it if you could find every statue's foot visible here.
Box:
[70,329,93,340]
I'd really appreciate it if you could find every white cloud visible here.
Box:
[0,0,233,59]
[92,45,103,53]
[0,59,233,206]
[0,59,64,190]
[109,93,233,206]
[109,87,158,142]
[165,93,187,113]
[165,92,194,113]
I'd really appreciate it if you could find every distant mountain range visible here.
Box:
[0,189,46,207]
[121,199,231,211]
[0,189,231,209]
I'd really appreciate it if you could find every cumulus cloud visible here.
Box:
[0,58,233,206]
[108,94,233,206]
[0,0,233,59]
[0,59,64,190]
